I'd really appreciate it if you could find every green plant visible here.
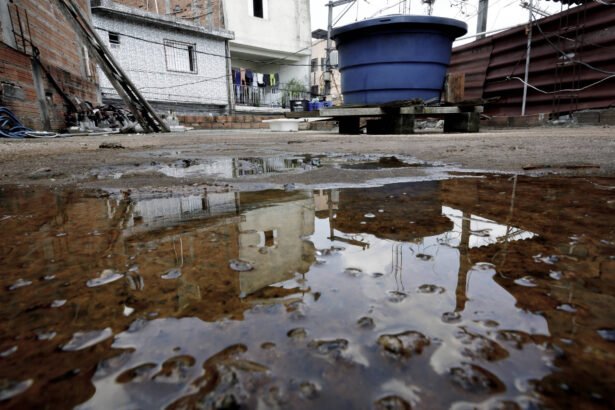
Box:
[282,78,307,108]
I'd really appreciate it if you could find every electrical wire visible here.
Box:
[94,26,313,67]
[506,74,615,94]
[531,15,615,75]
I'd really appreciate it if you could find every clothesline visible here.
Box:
[232,68,280,88]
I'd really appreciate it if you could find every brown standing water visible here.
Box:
[0,175,614,409]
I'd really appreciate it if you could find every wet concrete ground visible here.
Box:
[0,128,614,409]
[0,127,614,190]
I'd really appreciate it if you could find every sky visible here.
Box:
[309,0,566,45]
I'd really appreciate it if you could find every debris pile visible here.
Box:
[66,103,138,134]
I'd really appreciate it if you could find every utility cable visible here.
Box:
[531,15,615,75]
[506,74,615,94]
[94,26,313,67]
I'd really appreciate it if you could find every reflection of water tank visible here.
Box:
[334,181,452,241]
[332,15,467,105]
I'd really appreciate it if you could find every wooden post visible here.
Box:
[444,73,465,104]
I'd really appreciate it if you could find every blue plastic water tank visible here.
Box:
[331,15,467,106]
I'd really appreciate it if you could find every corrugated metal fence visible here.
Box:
[449,2,615,117]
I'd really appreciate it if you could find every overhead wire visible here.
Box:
[94,26,313,67]
[507,74,615,93]
[531,14,615,75]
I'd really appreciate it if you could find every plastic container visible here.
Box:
[332,15,467,106]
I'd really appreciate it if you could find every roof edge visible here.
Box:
[91,0,234,40]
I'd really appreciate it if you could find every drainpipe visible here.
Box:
[225,39,234,114]
[521,0,533,116]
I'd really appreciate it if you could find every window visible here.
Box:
[164,39,198,74]
[311,58,318,73]
[253,0,263,18]
[108,32,120,48]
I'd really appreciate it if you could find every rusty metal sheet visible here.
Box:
[448,2,615,117]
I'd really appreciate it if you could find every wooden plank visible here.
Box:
[400,106,484,115]
[321,107,385,117]
[284,111,321,119]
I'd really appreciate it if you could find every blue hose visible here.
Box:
[0,107,32,138]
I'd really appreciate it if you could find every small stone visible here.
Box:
[299,381,320,399]
[357,316,375,329]
[161,268,181,280]
[8,279,32,291]
[51,300,66,308]
[0,346,17,358]
[308,339,349,355]
[374,395,411,410]
[0,379,33,401]
[597,329,615,342]
[449,363,504,394]
[442,311,462,323]
[378,331,430,358]
[415,253,433,261]
[229,259,253,272]
[287,328,308,341]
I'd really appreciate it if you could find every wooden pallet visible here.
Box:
[286,104,483,134]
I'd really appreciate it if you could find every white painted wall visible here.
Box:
[224,0,311,55]
[224,0,311,90]
[92,10,230,108]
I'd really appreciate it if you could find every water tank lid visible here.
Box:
[332,15,468,40]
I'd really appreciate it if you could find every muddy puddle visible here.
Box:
[1,176,614,409]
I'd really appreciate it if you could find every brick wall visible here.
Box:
[0,0,99,131]
[177,114,281,129]
[112,0,225,29]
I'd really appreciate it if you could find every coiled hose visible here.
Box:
[0,107,57,138]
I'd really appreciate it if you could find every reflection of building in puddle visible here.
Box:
[157,157,305,179]
[314,189,338,213]
[237,191,315,297]
[126,192,239,232]
[120,189,317,302]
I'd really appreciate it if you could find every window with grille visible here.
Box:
[163,39,198,74]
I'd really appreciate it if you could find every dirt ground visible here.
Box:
[0,126,613,190]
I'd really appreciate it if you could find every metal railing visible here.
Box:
[232,84,310,108]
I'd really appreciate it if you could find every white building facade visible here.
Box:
[222,0,312,112]
[91,0,234,114]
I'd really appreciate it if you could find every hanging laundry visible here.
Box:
[240,68,246,85]
[246,70,254,85]
[232,68,240,85]
[270,73,276,87]
[263,73,271,87]
[256,73,264,87]
[274,73,280,85]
